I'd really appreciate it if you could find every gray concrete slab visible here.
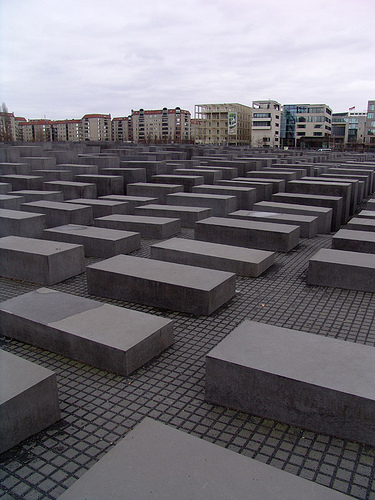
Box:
[57,163,99,175]
[43,224,141,258]
[205,320,375,447]
[172,168,222,184]
[134,204,212,228]
[100,167,147,191]
[32,169,73,182]
[152,174,204,193]
[10,189,64,202]
[0,288,173,376]
[43,180,97,200]
[127,182,183,204]
[0,350,61,454]
[22,200,93,227]
[272,192,343,232]
[87,254,236,315]
[59,417,349,500]
[191,164,238,179]
[320,174,365,204]
[195,217,300,252]
[0,208,46,238]
[217,179,272,201]
[332,229,375,254]
[0,162,30,175]
[308,248,375,292]
[301,176,359,214]
[119,160,167,181]
[286,180,351,224]
[94,214,181,239]
[150,237,275,277]
[228,210,318,238]
[0,182,11,194]
[0,235,85,284]
[346,217,375,232]
[99,194,159,214]
[327,167,374,194]
[65,198,129,218]
[247,170,297,182]
[0,194,25,210]
[357,209,375,219]
[166,192,237,217]
[253,201,332,234]
[192,185,256,210]
[22,156,57,170]
[74,174,124,196]
[0,174,44,191]
[244,175,285,193]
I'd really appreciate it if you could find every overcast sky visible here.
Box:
[1,0,374,120]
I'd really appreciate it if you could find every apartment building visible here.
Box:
[111,116,131,142]
[82,114,112,141]
[251,100,281,148]
[365,100,375,145]
[131,107,190,143]
[0,109,16,142]
[52,119,83,142]
[17,119,53,142]
[282,104,332,148]
[194,103,252,145]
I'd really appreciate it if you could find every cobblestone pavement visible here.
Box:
[1,225,375,499]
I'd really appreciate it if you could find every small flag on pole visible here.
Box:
[349,106,355,110]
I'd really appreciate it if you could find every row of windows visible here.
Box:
[253,113,271,118]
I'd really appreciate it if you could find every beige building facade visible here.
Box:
[194,103,252,145]
[251,100,281,148]
[131,107,190,143]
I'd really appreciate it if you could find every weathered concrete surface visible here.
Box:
[0,350,61,454]
[0,208,46,238]
[134,204,212,228]
[99,195,158,214]
[22,200,93,227]
[150,237,275,277]
[94,214,181,239]
[167,192,237,217]
[87,255,236,315]
[59,417,349,500]
[0,288,173,376]
[192,185,256,210]
[206,320,375,447]
[332,229,375,254]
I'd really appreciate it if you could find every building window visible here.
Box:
[253,113,271,118]
[252,121,271,127]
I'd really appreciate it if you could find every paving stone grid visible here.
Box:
[1,225,375,499]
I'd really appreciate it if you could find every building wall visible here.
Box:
[112,117,130,142]
[194,103,252,145]
[365,100,375,145]
[82,114,112,141]
[251,100,281,148]
[282,104,332,147]
[131,107,190,143]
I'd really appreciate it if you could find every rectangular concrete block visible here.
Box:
[99,194,159,214]
[0,288,173,376]
[346,217,375,232]
[172,168,222,184]
[57,163,99,175]
[0,350,61,454]
[43,224,141,258]
[272,192,343,232]
[253,201,332,234]
[44,180,97,200]
[74,174,124,196]
[127,182,183,204]
[152,174,204,193]
[94,214,181,239]
[205,320,375,447]
[0,208,46,238]
[195,217,300,252]
[217,179,272,202]
[192,184,257,210]
[22,200,93,227]
[0,182,11,194]
[0,194,25,210]
[0,174,44,191]
[0,235,85,284]
[134,204,212,228]
[332,229,375,254]
[87,255,236,315]
[10,190,64,203]
[33,169,73,182]
[167,192,237,217]
[150,237,275,277]
[0,162,30,175]
[58,417,348,500]
[308,248,375,292]
[228,210,318,238]
[65,198,129,218]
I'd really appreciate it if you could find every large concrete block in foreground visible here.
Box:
[22,200,93,227]
[167,192,237,217]
[95,214,181,239]
[0,236,85,284]
[0,194,25,210]
[308,248,375,292]
[43,224,141,258]
[0,208,46,238]
[0,350,61,454]
[150,238,275,277]
[87,255,236,315]
[134,204,212,228]
[0,288,173,376]
[59,417,349,500]
[253,201,332,234]
[206,320,375,447]
[228,210,318,238]
[346,217,375,232]
[332,229,375,254]
[195,217,300,252]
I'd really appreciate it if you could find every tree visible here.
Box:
[0,102,13,142]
